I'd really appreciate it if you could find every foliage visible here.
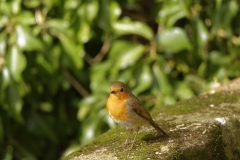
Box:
[0,0,239,159]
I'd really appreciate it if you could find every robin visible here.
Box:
[106,81,168,150]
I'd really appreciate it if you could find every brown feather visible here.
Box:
[129,93,168,136]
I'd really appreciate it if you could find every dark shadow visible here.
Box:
[142,133,169,143]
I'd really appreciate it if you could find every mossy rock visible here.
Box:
[65,78,240,160]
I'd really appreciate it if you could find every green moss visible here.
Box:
[64,127,126,160]
[113,132,169,159]
[65,127,169,160]
[158,90,240,115]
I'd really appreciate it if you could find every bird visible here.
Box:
[106,81,168,150]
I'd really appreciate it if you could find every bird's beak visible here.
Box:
[110,90,116,94]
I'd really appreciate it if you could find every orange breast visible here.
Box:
[106,95,129,121]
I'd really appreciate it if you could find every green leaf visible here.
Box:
[152,62,172,95]
[80,121,95,145]
[0,15,9,28]
[133,64,153,94]
[58,33,84,69]
[77,96,97,120]
[43,0,59,7]
[0,2,11,16]
[108,40,145,71]
[157,27,192,53]
[7,82,24,123]
[209,51,231,65]
[215,0,222,10]
[113,19,153,40]
[23,0,41,8]
[77,93,110,145]
[185,75,208,94]
[211,0,239,37]
[175,82,194,100]
[97,0,111,29]
[39,102,53,112]
[79,0,99,24]
[11,0,22,15]
[162,95,177,105]
[46,19,70,33]
[156,0,189,28]
[42,32,53,45]
[198,61,207,77]
[36,54,55,74]
[15,25,44,51]
[0,67,10,92]
[197,20,209,48]
[118,68,134,84]
[64,0,80,9]
[6,45,26,82]
[0,37,7,56]
[77,22,91,43]
[16,11,35,25]
[90,61,112,93]
[109,1,121,21]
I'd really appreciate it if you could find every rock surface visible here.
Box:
[65,78,240,160]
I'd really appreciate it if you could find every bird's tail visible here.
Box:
[150,121,169,137]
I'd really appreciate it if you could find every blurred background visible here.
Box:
[0,0,239,159]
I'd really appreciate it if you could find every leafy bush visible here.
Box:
[0,0,239,159]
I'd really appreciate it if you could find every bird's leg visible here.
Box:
[125,129,139,151]
[117,129,132,148]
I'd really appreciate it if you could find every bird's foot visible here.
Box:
[116,140,129,148]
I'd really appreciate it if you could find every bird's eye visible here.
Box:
[120,88,124,92]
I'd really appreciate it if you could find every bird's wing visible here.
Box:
[128,94,154,123]
[129,94,169,136]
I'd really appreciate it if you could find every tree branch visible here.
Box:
[61,67,89,97]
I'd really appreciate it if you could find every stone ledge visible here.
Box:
[65,78,240,160]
